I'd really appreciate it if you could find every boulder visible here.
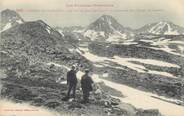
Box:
[44,100,60,108]
[110,98,120,106]
[68,102,85,109]
[112,107,128,116]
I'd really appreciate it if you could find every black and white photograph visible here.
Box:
[0,0,184,116]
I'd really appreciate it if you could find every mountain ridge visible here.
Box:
[0,9,24,32]
[136,21,184,35]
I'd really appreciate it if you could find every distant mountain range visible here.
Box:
[54,14,184,43]
[1,9,184,40]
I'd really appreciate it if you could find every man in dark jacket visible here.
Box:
[66,65,78,99]
[81,69,93,103]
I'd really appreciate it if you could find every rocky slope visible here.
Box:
[0,52,161,116]
[0,19,92,69]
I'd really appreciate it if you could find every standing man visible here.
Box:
[66,65,78,99]
[81,69,94,103]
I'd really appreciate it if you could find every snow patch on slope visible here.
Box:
[46,26,51,34]
[106,31,127,42]
[165,23,179,35]
[84,29,133,43]
[150,47,184,57]
[1,23,12,32]
[57,29,64,36]
[84,30,105,40]
[16,19,23,24]
[122,57,180,68]
[78,48,179,78]
[140,38,184,57]
[73,29,85,33]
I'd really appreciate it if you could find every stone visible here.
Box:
[44,101,60,108]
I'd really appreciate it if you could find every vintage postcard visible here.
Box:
[0,0,184,116]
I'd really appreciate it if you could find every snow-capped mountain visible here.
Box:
[0,9,24,32]
[83,15,134,42]
[137,21,184,35]
[87,15,125,33]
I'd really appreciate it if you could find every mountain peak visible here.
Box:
[99,15,114,20]
[87,14,125,34]
[2,9,14,13]
[84,15,134,42]
[1,9,24,32]
[96,15,118,25]
[137,21,184,35]
[1,9,23,21]
[2,9,16,14]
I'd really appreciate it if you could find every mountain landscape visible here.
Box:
[1,9,184,116]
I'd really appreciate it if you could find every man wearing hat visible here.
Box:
[81,69,94,103]
[66,65,78,99]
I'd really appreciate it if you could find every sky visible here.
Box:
[1,0,184,29]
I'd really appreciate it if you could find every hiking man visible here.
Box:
[81,69,94,103]
[66,65,78,99]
